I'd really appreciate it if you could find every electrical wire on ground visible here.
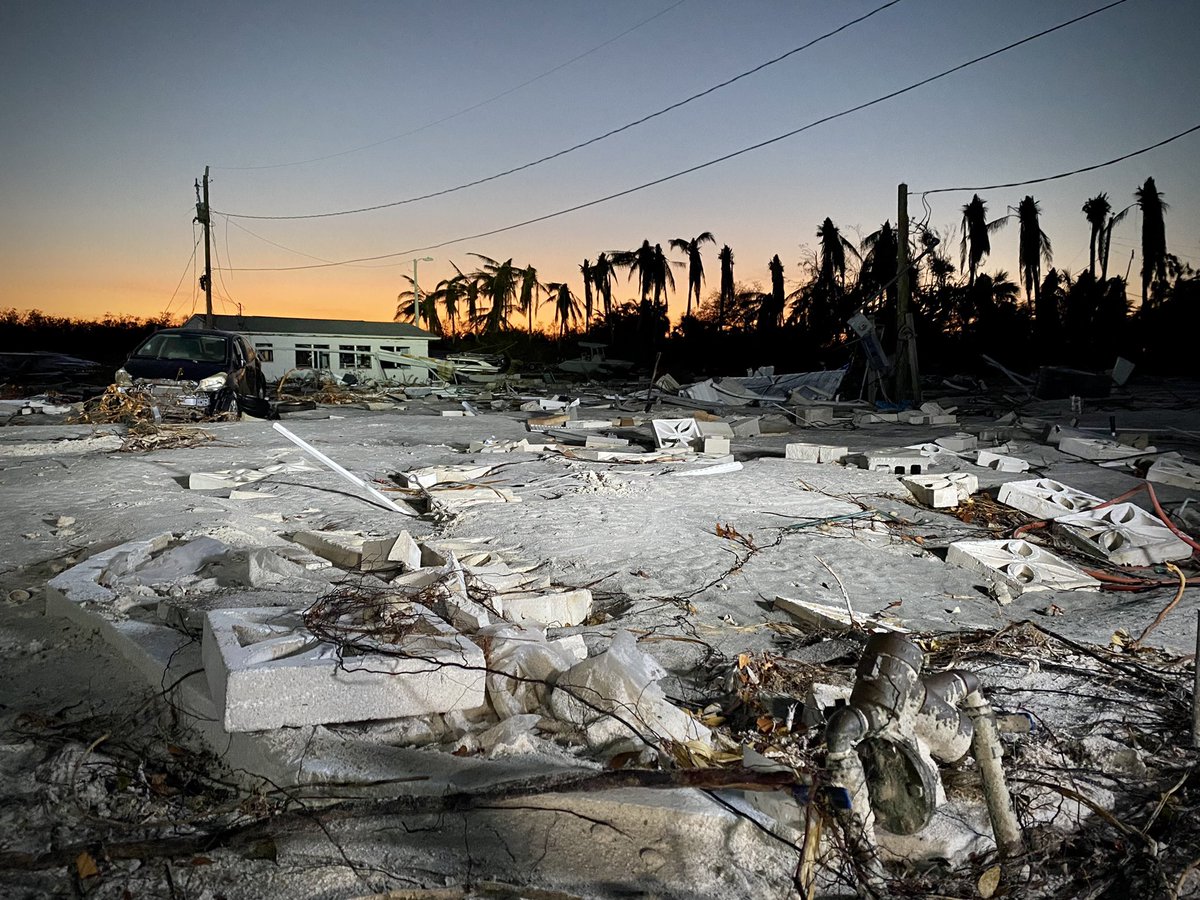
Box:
[214,0,691,172]
[215,0,905,219]
[219,0,1135,271]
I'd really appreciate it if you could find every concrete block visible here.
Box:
[796,407,834,425]
[386,531,423,571]
[1059,437,1155,461]
[1054,503,1192,566]
[785,442,847,463]
[928,414,958,426]
[703,435,730,456]
[495,588,592,628]
[856,449,925,475]
[729,417,761,437]
[976,449,1030,473]
[585,434,630,449]
[652,418,701,450]
[946,539,1100,596]
[202,604,485,732]
[935,433,978,452]
[696,420,734,439]
[898,410,931,425]
[773,596,907,633]
[292,530,366,569]
[1146,457,1200,490]
[854,412,899,425]
[997,479,1102,521]
[902,473,978,508]
[428,486,520,510]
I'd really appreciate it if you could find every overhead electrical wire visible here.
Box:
[215,0,691,172]
[914,123,1200,195]
[220,0,1134,273]
[162,235,202,318]
[216,0,905,219]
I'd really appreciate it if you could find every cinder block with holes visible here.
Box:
[997,478,1102,521]
[855,449,925,475]
[946,539,1100,596]
[1146,457,1200,490]
[1058,437,1155,461]
[202,604,485,732]
[1053,503,1192,566]
[976,449,1030,473]
[901,473,978,508]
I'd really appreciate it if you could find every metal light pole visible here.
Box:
[412,257,434,326]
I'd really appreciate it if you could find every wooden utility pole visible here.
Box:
[894,183,920,402]
[195,166,213,328]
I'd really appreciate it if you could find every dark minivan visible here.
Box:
[116,328,269,417]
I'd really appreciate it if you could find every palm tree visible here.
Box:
[858,221,898,312]
[650,243,677,311]
[609,240,656,305]
[758,254,786,332]
[718,245,734,328]
[592,252,616,317]
[428,265,467,336]
[1100,204,1131,282]
[1134,177,1168,309]
[543,282,581,338]
[960,194,1007,286]
[816,218,858,295]
[579,259,594,324]
[517,265,543,333]
[1082,194,1111,278]
[1015,195,1052,307]
[668,231,716,317]
[469,253,520,333]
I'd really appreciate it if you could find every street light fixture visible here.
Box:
[412,257,434,327]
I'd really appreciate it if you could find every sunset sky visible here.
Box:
[2,0,1198,329]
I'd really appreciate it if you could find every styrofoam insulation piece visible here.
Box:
[202,604,485,732]
[1059,437,1156,461]
[855,449,925,475]
[1146,457,1200,490]
[946,539,1100,596]
[1054,503,1192,566]
[997,478,1103,521]
[935,433,978,452]
[651,418,701,449]
[785,443,848,463]
[976,449,1030,473]
[396,464,496,489]
[902,473,979,509]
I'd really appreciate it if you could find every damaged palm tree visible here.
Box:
[824,634,1022,887]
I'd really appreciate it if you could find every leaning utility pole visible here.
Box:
[893,183,921,402]
[195,166,213,328]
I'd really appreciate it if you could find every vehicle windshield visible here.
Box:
[135,333,229,363]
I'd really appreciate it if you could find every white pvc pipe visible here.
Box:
[272,421,417,516]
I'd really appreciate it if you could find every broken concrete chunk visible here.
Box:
[292,530,371,570]
[672,460,742,477]
[796,407,834,425]
[652,418,701,450]
[975,449,1030,473]
[729,417,761,437]
[997,479,1102,521]
[695,420,734,439]
[935,433,978,452]
[1059,437,1156,461]
[773,595,907,633]
[1146,457,1200,491]
[396,464,495,489]
[202,605,485,732]
[494,588,592,628]
[385,530,423,571]
[946,539,1100,596]
[132,536,229,585]
[902,473,978,509]
[1054,503,1192,566]
[427,485,520,510]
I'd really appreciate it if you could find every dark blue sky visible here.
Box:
[2,0,1197,322]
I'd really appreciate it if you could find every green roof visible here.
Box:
[183,314,432,339]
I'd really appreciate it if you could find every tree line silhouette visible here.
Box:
[400,176,1195,377]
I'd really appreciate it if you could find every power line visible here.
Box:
[216,0,905,219]
[219,0,1133,273]
[162,234,202,318]
[914,122,1200,195]
[214,0,690,172]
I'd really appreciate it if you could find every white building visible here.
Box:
[182,314,435,384]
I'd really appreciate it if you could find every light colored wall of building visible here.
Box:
[240,332,432,383]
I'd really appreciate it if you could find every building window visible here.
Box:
[339,344,373,369]
[255,342,274,362]
[295,343,330,369]
[379,344,409,370]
